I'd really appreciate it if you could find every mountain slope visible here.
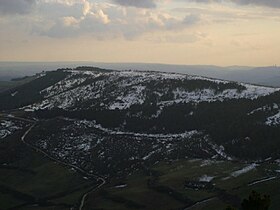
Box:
[22,68,278,111]
[1,66,280,177]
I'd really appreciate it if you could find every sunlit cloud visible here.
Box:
[0,0,280,65]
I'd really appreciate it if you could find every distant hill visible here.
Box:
[1,62,280,87]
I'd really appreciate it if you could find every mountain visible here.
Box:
[1,66,280,209]
[0,66,280,210]
[218,66,280,87]
[1,62,280,87]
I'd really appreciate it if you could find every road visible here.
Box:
[4,114,106,210]
[184,197,216,210]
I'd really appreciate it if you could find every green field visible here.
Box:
[86,159,280,210]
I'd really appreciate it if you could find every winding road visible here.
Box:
[4,114,106,210]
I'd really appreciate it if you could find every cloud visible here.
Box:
[188,0,280,8]
[111,0,280,9]
[0,0,36,15]
[62,16,79,27]
[35,1,200,40]
[182,14,200,26]
[234,0,280,8]
[112,0,157,8]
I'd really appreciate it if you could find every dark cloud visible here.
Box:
[182,14,200,26]
[234,0,280,8]
[112,0,156,8]
[189,0,280,8]
[113,0,280,9]
[0,0,36,15]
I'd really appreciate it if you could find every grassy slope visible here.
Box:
[0,125,95,210]
[0,76,36,93]
[0,70,69,110]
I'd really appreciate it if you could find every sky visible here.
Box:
[0,0,280,66]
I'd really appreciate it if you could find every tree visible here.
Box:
[225,206,237,210]
[241,190,270,210]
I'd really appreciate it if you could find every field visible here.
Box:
[86,159,280,210]
[0,128,96,210]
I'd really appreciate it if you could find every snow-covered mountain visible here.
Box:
[2,66,280,177]
[21,68,279,111]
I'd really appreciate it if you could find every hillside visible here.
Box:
[1,66,280,209]
[2,67,280,160]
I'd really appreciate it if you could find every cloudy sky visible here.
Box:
[0,0,280,66]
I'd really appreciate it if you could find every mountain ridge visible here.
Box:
[1,66,280,165]
[1,62,280,87]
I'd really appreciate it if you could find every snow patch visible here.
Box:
[248,176,276,186]
[114,184,127,188]
[231,163,257,177]
[11,91,18,97]
[265,111,280,126]
[0,120,21,139]
[199,175,214,182]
